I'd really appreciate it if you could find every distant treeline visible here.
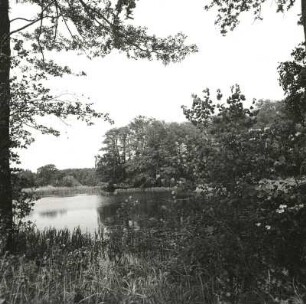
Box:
[16,166,98,188]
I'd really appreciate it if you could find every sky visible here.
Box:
[14,0,304,172]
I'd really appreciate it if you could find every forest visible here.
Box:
[95,99,289,190]
[96,117,203,188]
[17,166,98,188]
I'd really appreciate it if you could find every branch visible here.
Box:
[10,18,42,35]
[10,0,56,35]
[56,2,89,56]
[77,0,113,27]
[37,1,45,62]
[53,0,60,41]
[10,17,36,23]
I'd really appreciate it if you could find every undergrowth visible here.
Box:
[0,228,208,304]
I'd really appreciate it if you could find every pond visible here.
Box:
[27,191,177,233]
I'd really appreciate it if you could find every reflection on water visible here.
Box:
[28,194,102,233]
[39,209,67,218]
[98,192,173,227]
[28,191,175,233]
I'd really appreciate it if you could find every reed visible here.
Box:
[114,187,173,194]
[23,186,102,197]
[23,186,175,197]
[0,228,209,304]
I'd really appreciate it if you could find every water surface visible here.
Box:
[28,192,174,233]
[28,194,103,233]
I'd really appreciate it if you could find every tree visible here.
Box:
[97,127,130,184]
[97,117,204,188]
[182,86,306,300]
[0,0,197,242]
[0,0,13,242]
[36,164,59,186]
[206,0,306,129]
[96,116,155,186]
[205,0,304,40]
[60,175,81,187]
[14,169,36,188]
[59,168,98,186]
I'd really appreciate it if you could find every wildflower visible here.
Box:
[276,204,287,213]
[276,209,284,214]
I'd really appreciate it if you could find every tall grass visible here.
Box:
[23,186,101,197]
[0,228,209,304]
[23,186,174,197]
[114,187,173,194]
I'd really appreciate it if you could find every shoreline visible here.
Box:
[23,185,102,197]
[23,185,175,197]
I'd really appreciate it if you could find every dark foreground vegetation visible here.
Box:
[1,191,306,304]
[0,222,210,304]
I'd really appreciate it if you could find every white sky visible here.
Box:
[16,0,303,171]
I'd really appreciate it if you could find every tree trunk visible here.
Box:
[0,0,13,249]
[302,0,306,46]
